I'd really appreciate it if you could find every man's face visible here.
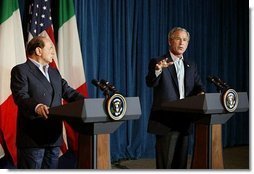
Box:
[169,30,189,57]
[40,39,55,64]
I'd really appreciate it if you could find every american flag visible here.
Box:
[27,0,58,67]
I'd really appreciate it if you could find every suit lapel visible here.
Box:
[48,68,59,93]
[26,60,53,94]
[183,60,191,96]
[183,60,191,81]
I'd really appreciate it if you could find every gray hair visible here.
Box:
[168,27,190,41]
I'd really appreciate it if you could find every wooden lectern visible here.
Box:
[160,92,249,169]
[49,97,141,169]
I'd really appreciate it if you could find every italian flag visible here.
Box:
[0,0,26,165]
[57,0,88,154]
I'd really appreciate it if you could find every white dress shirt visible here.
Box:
[170,52,185,99]
[29,58,50,82]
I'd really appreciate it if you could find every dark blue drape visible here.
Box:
[18,0,249,162]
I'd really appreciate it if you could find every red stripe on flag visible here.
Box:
[63,121,79,154]
[45,27,56,44]
[0,95,18,165]
[62,82,88,155]
[76,83,89,97]
[45,27,58,68]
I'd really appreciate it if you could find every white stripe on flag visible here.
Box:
[0,9,25,104]
[58,16,86,88]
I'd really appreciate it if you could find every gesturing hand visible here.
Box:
[155,58,174,71]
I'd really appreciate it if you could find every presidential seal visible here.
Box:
[222,88,239,112]
[106,93,127,120]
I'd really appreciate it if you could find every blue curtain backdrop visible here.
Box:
[18,0,249,162]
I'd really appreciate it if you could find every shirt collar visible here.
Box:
[169,51,184,62]
[29,58,49,70]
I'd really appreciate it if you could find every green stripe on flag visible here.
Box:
[0,0,18,24]
[58,0,75,28]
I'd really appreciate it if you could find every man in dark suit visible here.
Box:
[146,27,205,169]
[10,36,85,169]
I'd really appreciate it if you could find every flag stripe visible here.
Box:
[58,0,75,28]
[0,0,27,165]
[77,83,89,97]
[0,96,18,164]
[57,0,88,155]
[0,0,18,24]
[0,9,25,104]
[58,16,86,87]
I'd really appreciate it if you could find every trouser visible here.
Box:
[155,131,189,169]
[17,146,60,169]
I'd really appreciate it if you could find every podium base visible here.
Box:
[77,133,111,169]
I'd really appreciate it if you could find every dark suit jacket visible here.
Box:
[146,53,205,135]
[11,59,84,148]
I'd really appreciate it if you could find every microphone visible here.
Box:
[212,76,230,89]
[100,79,118,93]
[207,75,230,92]
[91,79,109,96]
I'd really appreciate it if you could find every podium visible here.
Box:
[49,97,141,169]
[159,92,249,169]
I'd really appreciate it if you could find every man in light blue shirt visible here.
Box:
[146,27,205,169]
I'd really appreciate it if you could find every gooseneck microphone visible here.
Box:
[213,76,230,89]
[100,79,118,93]
[207,75,239,113]
[91,79,110,97]
[207,75,230,92]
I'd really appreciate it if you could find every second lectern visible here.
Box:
[159,92,248,169]
[49,97,141,169]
